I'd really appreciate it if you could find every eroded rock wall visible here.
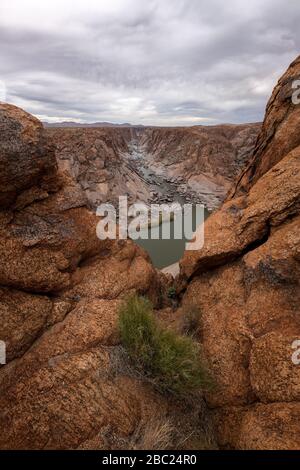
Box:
[230,56,300,197]
[46,126,151,207]
[178,57,300,449]
[140,123,261,207]
[47,122,260,211]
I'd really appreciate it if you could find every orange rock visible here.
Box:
[178,56,300,449]
[213,403,300,450]
[0,104,57,207]
[0,104,174,450]
[230,55,300,196]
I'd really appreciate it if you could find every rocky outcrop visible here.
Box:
[140,123,260,208]
[0,104,206,450]
[46,127,151,208]
[178,57,300,449]
[0,104,57,208]
[47,123,260,212]
[230,56,300,197]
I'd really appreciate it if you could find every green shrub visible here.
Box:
[118,295,211,396]
[167,286,176,299]
[118,295,156,370]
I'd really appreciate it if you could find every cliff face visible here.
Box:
[179,57,300,449]
[0,106,57,208]
[46,127,151,207]
[140,123,260,207]
[230,56,300,197]
[47,123,260,211]
[0,104,194,450]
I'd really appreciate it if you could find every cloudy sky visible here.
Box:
[0,0,299,125]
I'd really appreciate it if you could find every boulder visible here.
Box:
[0,104,57,207]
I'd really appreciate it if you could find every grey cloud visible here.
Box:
[0,0,299,125]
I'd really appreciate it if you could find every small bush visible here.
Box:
[118,295,211,396]
[167,286,176,299]
[118,295,156,370]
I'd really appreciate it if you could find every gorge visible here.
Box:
[0,55,299,450]
[46,122,260,211]
[45,122,260,269]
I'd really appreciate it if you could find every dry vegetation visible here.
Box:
[118,295,212,397]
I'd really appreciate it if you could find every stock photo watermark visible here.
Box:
[96,196,204,250]
[291,339,300,366]
[292,79,300,105]
[0,341,6,365]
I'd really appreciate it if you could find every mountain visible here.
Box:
[43,121,144,128]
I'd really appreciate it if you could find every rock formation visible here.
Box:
[0,103,214,450]
[0,55,299,450]
[179,56,300,449]
[46,127,151,208]
[47,122,260,211]
[140,123,260,208]
[230,56,300,197]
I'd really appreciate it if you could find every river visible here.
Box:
[124,139,210,270]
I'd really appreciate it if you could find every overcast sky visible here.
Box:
[0,0,299,125]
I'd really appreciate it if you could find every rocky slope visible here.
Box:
[0,104,213,450]
[139,123,260,208]
[230,57,300,198]
[178,56,300,449]
[47,123,260,211]
[46,127,152,208]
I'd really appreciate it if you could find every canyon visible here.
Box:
[0,55,299,450]
[46,122,260,212]
[45,122,260,271]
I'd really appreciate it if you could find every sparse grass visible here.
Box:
[131,417,174,450]
[118,295,156,371]
[181,304,203,338]
[118,295,211,397]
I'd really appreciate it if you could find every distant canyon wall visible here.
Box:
[46,123,261,210]
[140,123,261,204]
[45,126,150,207]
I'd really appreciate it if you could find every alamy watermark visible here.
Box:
[96,196,204,250]
[292,79,300,105]
[291,339,300,366]
[0,341,6,365]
